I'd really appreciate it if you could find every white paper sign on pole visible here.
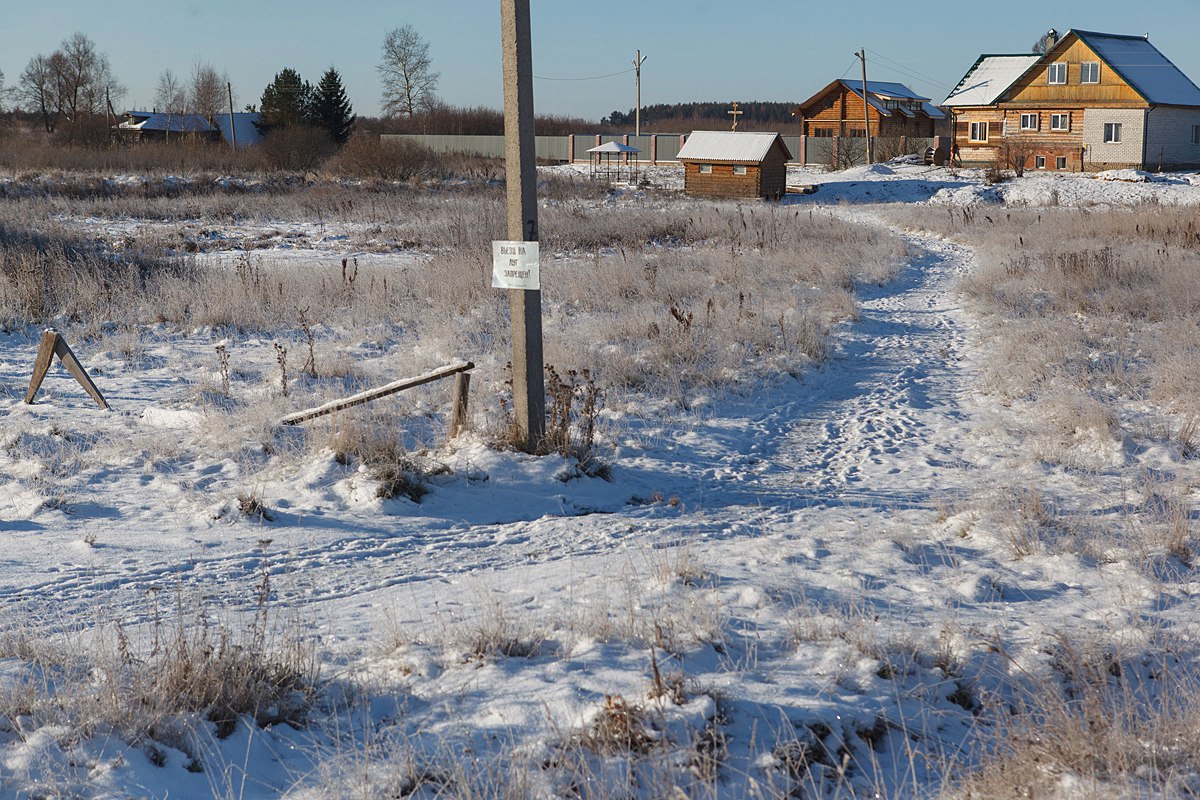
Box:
[491,240,540,290]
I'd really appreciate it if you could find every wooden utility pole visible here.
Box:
[854,49,872,164]
[633,49,646,136]
[227,82,237,150]
[501,0,545,452]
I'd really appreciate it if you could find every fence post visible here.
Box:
[449,371,471,439]
[568,134,575,163]
[650,134,657,165]
[800,135,806,166]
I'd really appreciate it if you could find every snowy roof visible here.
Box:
[119,111,217,134]
[676,131,792,163]
[1071,30,1200,107]
[943,55,1041,107]
[212,112,263,146]
[587,141,639,154]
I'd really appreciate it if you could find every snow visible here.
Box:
[942,55,1041,107]
[3,160,1200,796]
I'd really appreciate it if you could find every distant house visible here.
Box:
[116,110,263,147]
[212,113,263,147]
[675,131,792,200]
[793,80,946,140]
[945,30,1200,171]
[117,111,221,143]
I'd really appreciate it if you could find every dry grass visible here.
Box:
[0,580,318,772]
[946,635,1200,799]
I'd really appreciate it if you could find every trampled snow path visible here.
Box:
[1,217,991,644]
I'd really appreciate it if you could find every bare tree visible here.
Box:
[58,32,123,121]
[155,69,186,114]
[153,69,187,140]
[18,54,64,132]
[1032,28,1059,55]
[18,34,123,135]
[378,25,439,117]
[190,63,227,123]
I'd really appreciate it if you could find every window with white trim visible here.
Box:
[1050,113,1070,132]
[1020,113,1039,130]
[1103,122,1122,143]
[1056,156,1068,169]
[1035,155,1046,169]
[1047,63,1068,84]
[968,121,989,142]
[698,164,712,174]
[1080,62,1100,84]
[733,165,747,175]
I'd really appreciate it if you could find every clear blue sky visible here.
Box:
[4,0,1200,122]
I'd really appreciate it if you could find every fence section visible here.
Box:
[382,133,934,166]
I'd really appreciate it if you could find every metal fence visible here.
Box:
[381,133,934,166]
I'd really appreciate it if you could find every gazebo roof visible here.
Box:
[587,141,640,154]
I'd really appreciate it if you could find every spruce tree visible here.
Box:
[257,68,315,135]
[312,67,356,145]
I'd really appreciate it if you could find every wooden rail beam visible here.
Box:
[280,361,474,426]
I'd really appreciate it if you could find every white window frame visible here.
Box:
[698,164,712,174]
[1056,156,1068,170]
[732,165,747,176]
[1020,113,1039,131]
[1035,155,1046,169]
[1080,62,1100,84]
[968,121,989,142]
[1047,63,1068,85]
[1050,113,1070,132]
[1103,122,1122,144]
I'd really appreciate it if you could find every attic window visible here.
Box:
[1047,63,1068,85]
[1080,62,1100,84]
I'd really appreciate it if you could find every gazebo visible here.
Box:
[587,141,640,183]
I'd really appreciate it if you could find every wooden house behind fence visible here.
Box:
[675,131,792,199]
[793,80,946,140]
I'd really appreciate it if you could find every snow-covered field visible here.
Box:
[3,160,1200,798]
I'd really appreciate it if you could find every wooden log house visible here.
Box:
[793,80,946,140]
[675,131,792,200]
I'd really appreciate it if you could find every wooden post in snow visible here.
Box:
[24,329,108,410]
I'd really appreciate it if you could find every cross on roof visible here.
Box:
[727,102,743,131]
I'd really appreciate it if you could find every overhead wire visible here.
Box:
[534,68,635,82]
[863,49,956,92]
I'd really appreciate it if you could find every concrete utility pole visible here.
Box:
[854,49,872,164]
[633,49,646,136]
[501,0,546,452]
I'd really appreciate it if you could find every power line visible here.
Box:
[534,67,635,82]
[864,49,955,91]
